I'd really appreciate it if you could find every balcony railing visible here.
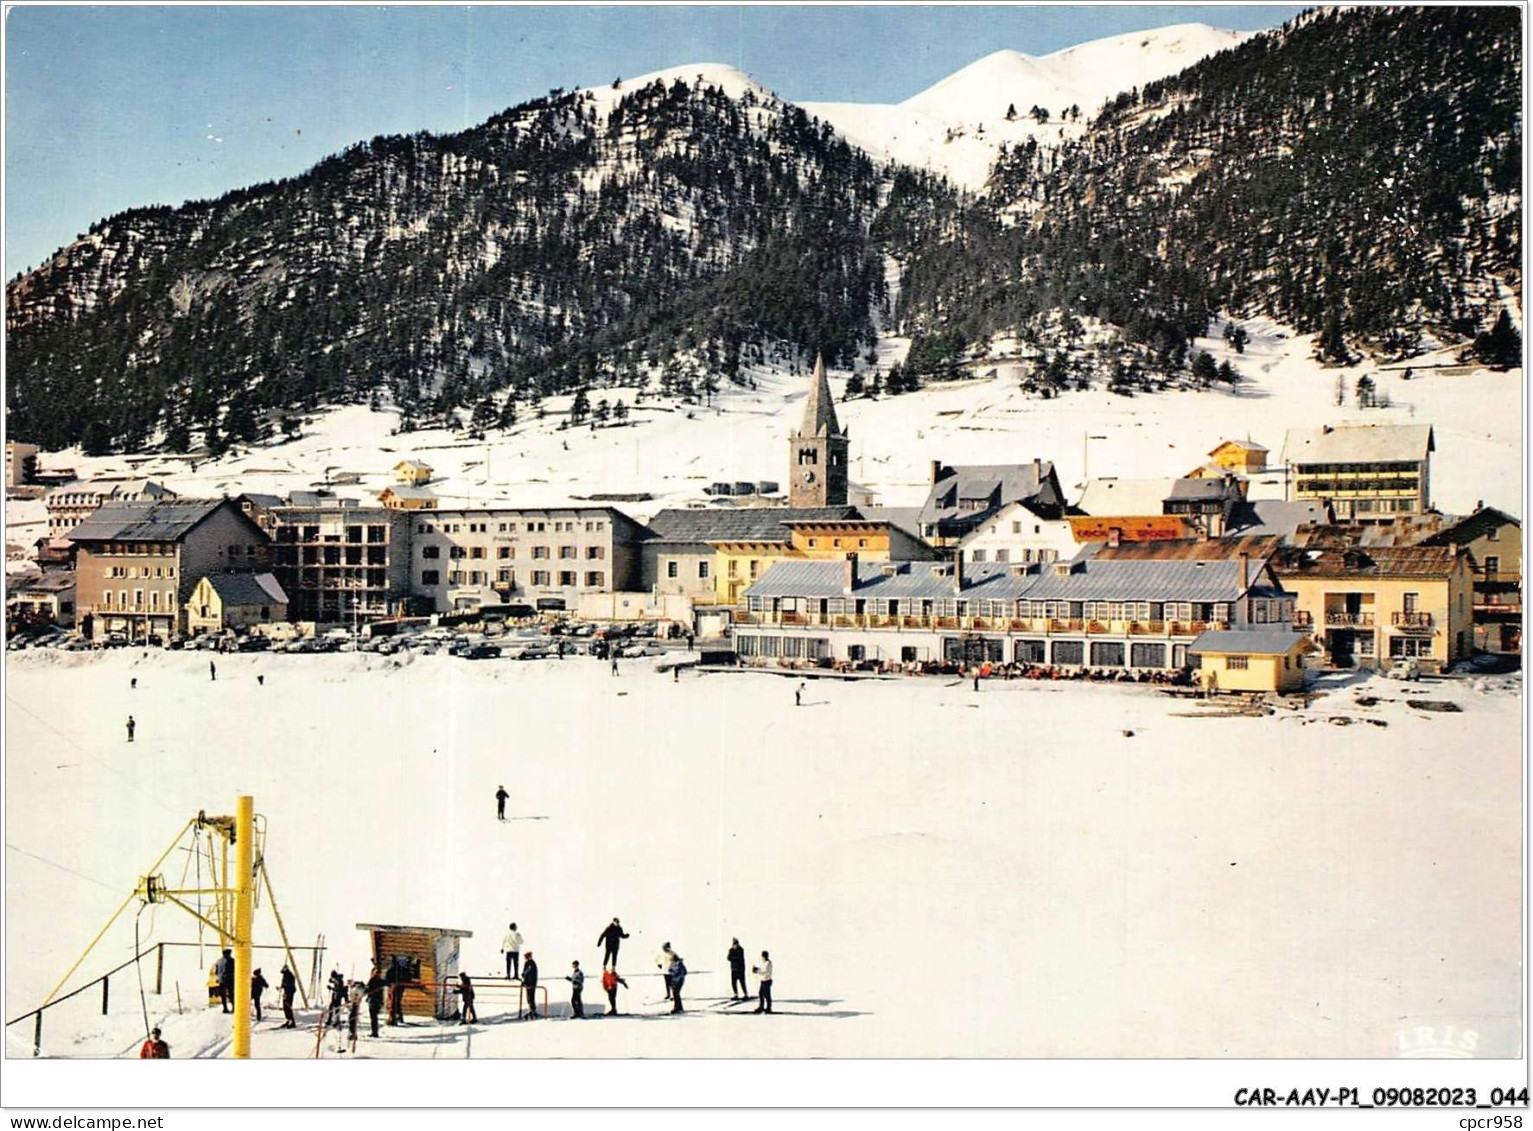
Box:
[1324,611,1375,627]
[732,613,1226,636]
[1391,611,1433,628]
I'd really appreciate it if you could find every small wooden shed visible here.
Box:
[1189,628,1311,694]
[357,922,473,1020]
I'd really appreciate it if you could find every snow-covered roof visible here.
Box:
[1280,424,1435,466]
[202,571,287,607]
[1075,477,1178,516]
[1225,500,1330,540]
[919,463,1057,529]
[1210,439,1268,456]
[1189,628,1308,656]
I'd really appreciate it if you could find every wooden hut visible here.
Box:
[356,922,473,1020]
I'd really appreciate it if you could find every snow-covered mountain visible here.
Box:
[802,23,1247,190]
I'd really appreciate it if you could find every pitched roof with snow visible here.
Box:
[203,572,288,607]
[1210,439,1269,455]
[1075,477,1178,516]
[67,499,237,544]
[919,463,1058,529]
[1273,543,1463,579]
[1280,423,1435,465]
[643,506,863,545]
[1189,628,1308,655]
[795,355,844,438]
[745,559,1040,601]
[1225,500,1330,540]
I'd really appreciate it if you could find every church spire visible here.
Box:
[800,354,843,437]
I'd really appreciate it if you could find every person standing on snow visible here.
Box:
[457,973,478,1024]
[752,951,774,1014]
[565,961,586,1018]
[795,681,805,707]
[727,938,747,1001]
[655,943,675,1003]
[495,785,509,821]
[601,967,628,1016]
[279,964,298,1028]
[502,922,523,979]
[250,968,269,1023]
[326,968,347,1027]
[667,951,687,1014]
[521,952,540,1019]
[214,949,234,1013]
[598,917,629,969]
[365,968,386,1038]
[610,655,620,677]
[346,981,363,1048]
[126,716,136,743]
[138,1027,169,1058]
[209,660,217,681]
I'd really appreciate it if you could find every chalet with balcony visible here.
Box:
[1272,540,1473,671]
[735,536,1291,671]
[1421,505,1522,655]
[69,499,271,640]
[1281,423,1434,522]
[916,460,1065,546]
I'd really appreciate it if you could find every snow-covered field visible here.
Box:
[3,649,1521,1059]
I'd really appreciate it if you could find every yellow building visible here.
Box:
[1207,439,1269,475]
[1422,505,1522,655]
[1189,628,1310,693]
[393,459,434,486]
[711,519,937,605]
[1273,543,1474,672]
[379,485,439,511]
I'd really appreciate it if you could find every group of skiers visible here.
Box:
[211,948,300,1028]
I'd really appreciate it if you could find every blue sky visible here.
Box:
[4,5,1302,275]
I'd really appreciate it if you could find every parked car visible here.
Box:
[618,640,666,658]
[237,636,270,652]
[1453,651,1520,676]
[505,639,552,660]
[1385,657,1420,681]
[461,643,502,660]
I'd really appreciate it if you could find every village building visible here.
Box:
[1189,627,1310,694]
[917,460,1066,546]
[185,572,289,636]
[6,570,76,627]
[68,498,272,640]
[265,496,414,625]
[637,506,864,605]
[5,440,39,488]
[378,485,440,511]
[45,478,177,539]
[1273,539,1474,671]
[1206,439,1269,475]
[392,459,434,486]
[1421,504,1522,655]
[1222,499,1332,542]
[411,506,646,615]
[957,499,1079,566]
[1075,474,1244,538]
[736,536,1292,670]
[1280,423,1434,522]
[788,356,850,508]
[709,516,939,605]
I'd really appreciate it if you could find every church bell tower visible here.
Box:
[788,354,849,507]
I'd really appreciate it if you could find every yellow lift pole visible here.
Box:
[232,794,253,1060]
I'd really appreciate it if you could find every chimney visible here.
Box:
[1239,551,1250,590]
[843,551,859,593]
[1032,457,1041,481]
[930,460,944,486]
[953,553,964,594]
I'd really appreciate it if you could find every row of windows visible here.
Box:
[1294,461,1421,474]
[420,570,606,588]
[102,589,175,611]
[967,548,1060,564]
[665,560,711,579]
[750,595,1239,622]
[107,565,176,579]
[804,538,871,550]
[99,543,174,556]
[416,519,607,535]
[422,545,606,561]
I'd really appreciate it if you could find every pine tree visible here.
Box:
[569,387,591,425]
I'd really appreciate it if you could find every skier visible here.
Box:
[521,951,540,1019]
[667,951,687,1014]
[795,681,805,707]
[610,655,619,677]
[752,951,774,1014]
[126,716,136,743]
[364,962,386,1035]
[365,968,386,1037]
[565,961,585,1018]
[727,938,747,1001]
[257,674,265,686]
[655,943,675,1003]
[346,981,363,1051]
[278,964,298,1028]
[138,1027,169,1058]
[209,660,216,681]
[495,785,509,821]
[457,973,477,1024]
[326,968,347,1027]
[673,665,680,683]
[130,677,137,690]
[601,966,628,1016]
[214,949,234,1013]
[250,968,269,1023]
[502,922,523,979]
[972,669,980,692]
[597,917,629,969]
